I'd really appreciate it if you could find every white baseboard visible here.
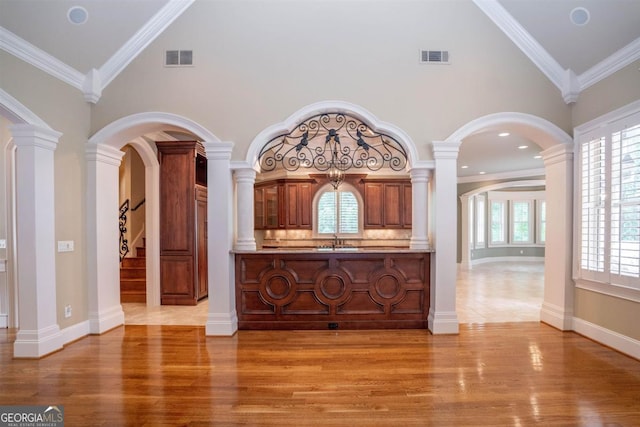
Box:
[61,320,91,346]
[428,309,460,334]
[573,317,640,360]
[205,311,238,336]
[0,314,7,328]
[471,256,544,266]
[540,302,573,331]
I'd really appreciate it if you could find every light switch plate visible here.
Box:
[0,239,6,249]
[57,241,74,252]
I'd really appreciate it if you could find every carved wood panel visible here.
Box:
[235,252,430,329]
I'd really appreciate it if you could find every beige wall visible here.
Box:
[91,0,571,161]
[574,289,640,341]
[572,59,640,126]
[0,50,92,330]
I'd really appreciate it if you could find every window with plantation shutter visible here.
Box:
[580,136,606,277]
[610,124,640,285]
[316,186,360,236]
[577,107,640,291]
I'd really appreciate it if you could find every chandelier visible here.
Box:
[257,113,408,188]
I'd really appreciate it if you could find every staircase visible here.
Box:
[120,239,146,303]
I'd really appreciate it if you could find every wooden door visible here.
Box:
[196,189,208,299]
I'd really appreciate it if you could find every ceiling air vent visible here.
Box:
[165,50,193,66]
[420,50,449,64]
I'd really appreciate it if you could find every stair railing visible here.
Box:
[119,199,130,262]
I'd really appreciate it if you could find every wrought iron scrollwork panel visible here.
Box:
[119,199,129,262]
[258,113,408,173]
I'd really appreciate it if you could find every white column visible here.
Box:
[86,143,125,334]
[11,124,64,358]
[429,141,461,334]
[540,144,574,330]
[204,141,238,335]
[459,194,471,269]
[234,167,257,251]
[409,168,431,250]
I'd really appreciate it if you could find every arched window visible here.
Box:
[315,185,361,236]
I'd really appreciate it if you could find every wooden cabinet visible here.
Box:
[285,182,313,228]
[254,179,315,229]
[363,180,412,229]
[157,141,208,305]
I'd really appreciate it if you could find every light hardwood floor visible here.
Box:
[456,261,544,324]
[1,323,639,426]
[122,261,544,325]
[2,261,639,425]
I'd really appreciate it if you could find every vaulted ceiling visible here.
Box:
[1,0,639,180]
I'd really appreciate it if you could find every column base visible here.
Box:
[234,239,257,251]
[409,237,430,250]
[14,324,63,358]
[206,311,238,336]
[540,302,573,331]
[428,308,459,334]
[89,304,125,334]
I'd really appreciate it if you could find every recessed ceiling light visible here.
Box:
[499,132,510,137]
[570,7,590,26]
[534,155,542,159]
[68,6,88,25]
[461,165,469,169]
[518,145,528,149]
[479,171,486,175]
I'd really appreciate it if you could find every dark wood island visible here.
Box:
[235,249,431,330]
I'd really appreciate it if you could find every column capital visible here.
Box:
[10,124,61,151]
[234,167,257,182]
[409,167,431,182]
[542,143,574,167]
[431,140,461,159]
[203,141,234,160]
[85,143,125,166]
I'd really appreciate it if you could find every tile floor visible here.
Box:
[123,260,544,325]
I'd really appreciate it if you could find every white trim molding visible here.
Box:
[0,0,195,103]
[246,100,419,170]
[573,317,640,361]
[471,0,565,93]
[472,1,640,104]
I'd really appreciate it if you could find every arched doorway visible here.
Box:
[86,112,230,334]
[442,112,574,331]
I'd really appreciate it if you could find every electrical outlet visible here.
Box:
[64,305,72,318]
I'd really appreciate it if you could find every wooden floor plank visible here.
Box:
[1,323,639,426]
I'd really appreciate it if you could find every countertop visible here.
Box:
[232,247,434,254]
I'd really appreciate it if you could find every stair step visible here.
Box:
[119,267,146,279]
[136,247,146,257]
[121,257,145,268]
[120,290,146,303]
[120,278,146,292]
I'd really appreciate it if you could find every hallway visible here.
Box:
[457,261,544,324]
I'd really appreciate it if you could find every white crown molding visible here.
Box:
[578,36,640,92]
[0,26,85,91]
[457,167,545,184]
[98,0,195,89]
[0,88,51,128]
[471,0,565,93]
[0,0,194,104]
